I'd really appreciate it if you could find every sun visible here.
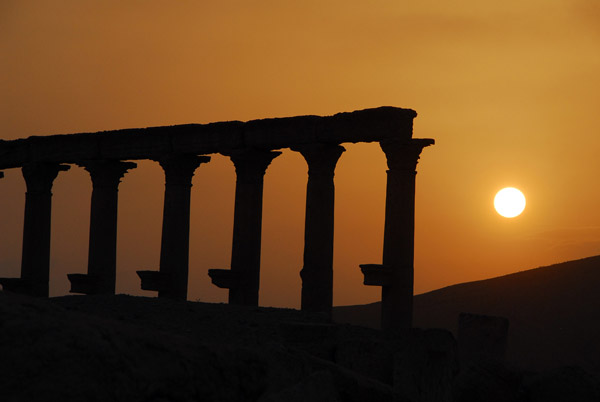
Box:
[494,187,526,218]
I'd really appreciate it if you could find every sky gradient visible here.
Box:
[1,0,600,307]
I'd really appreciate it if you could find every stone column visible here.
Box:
[137,154,210,300]
[294,144,345,315]
[67,160,136,295]
[0,163,70,297]
[208,150,280,306]
[370,139,433,330]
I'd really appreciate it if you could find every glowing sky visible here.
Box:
[1,1,600,307]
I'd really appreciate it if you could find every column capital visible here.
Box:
[77,160,137,188]
[227,149,281,180]
[380,139,434,172]
[155,154,211,186]
[292,143,345,178]
[22,163,70,194]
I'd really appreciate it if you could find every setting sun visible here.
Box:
[494,187,526,218]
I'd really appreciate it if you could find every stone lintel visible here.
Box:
[67,273,99,295]
[359,264,392,287]
[207,269,239,289]
[0,107,417,170]
[380,139,434,171]
[77,160,137,188]
[136,270,169,292]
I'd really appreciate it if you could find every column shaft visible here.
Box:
[379,139,433,330]
[70,160,136,294]
[20,163,70,297]
[381,167,416,329]
[158,154,210,300]
[296,144,344,315]
[228,150,280,305]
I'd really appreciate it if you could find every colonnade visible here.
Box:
[0,107,433,329]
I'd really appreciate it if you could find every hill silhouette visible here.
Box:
[333,255,600,373]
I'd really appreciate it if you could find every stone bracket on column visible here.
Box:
[67,273,100,295]
[359,264,392,287]
[137,270,170,292]
[0,278,34,295]
[207,269,240,290]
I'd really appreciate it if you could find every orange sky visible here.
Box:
[1,1,600,307]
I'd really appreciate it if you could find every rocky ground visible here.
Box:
[1,291,599,401]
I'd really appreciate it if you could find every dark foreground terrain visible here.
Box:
[2,292,457,402]
[1,257,600,401]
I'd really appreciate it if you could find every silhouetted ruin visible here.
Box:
[458,313,509,363]
[0,107,433,329]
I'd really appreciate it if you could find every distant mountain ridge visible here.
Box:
[333,255,600,373]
